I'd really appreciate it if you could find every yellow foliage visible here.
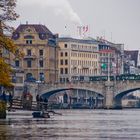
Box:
[0,27,24,87]
[0,34,16,53]
[0,57,12,87]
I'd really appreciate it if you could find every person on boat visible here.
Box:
[39,96,43,110]
[36,94,40,109]
[44,98,48,110]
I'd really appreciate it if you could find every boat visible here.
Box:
[32,111,50,118]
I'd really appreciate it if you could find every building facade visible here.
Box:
[58,37,99,82]
[11,24,59,83]
[124,50,140,74]
[97,38,124,76]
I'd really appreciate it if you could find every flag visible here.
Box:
[83,25,88,36]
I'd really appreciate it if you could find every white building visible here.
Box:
[58,37,99,82]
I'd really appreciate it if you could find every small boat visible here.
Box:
[32,111,50,118]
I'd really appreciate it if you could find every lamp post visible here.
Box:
[108,53,110,82]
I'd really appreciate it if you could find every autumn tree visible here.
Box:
[0,0,19,87]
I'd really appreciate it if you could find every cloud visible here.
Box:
[18,0,82,25]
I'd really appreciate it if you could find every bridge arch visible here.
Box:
[114,88,140,108]
[40,87,104,100]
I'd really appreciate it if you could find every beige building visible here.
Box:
[58,37,99,82]
[11,24,59,83]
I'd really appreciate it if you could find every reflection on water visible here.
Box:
[0,109,140,140]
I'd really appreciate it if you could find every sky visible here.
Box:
[10,0,140,50]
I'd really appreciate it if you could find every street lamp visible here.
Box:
[36,80,41,95]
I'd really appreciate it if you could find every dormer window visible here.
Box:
[39,33,47,40]
[27,29,31,32]
[12,33,20,40]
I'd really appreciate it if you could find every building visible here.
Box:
[124,50,139,74]
[11,24,59,83]
[58,37,99,82]
[97,38,124,76]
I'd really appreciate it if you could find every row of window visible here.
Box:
[26,49,44,56]
[59,67,98,75]
[70,44,97,51]
[60,78,69,82]
[100,53,114,57]
[15,60,44,68]
[60,52,68,57]
[71,52,98,59]
[71,68,98,75]
[26,72,45,81]
[71,60,98,67]
[60,51,98,58]
[60,68,68,74]
[60,59,68,65]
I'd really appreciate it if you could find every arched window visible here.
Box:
[26,73,33,79]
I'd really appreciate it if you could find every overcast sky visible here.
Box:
[11,0,140,50]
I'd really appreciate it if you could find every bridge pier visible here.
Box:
[113,98,122,109]
[104,81,114,109]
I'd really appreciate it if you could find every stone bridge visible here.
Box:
[31,80,140,109]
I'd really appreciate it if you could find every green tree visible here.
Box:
[101,63,107,69]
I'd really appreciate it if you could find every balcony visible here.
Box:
[24,55,37,60]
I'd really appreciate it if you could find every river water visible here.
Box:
[0,109,140,140]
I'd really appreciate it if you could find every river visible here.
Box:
[0,109,140,140]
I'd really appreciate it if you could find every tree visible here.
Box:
[101,63,107,69]
[0,0,19,87]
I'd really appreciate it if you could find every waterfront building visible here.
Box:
[124,50,139,74]
[97,37,124,76]
[11,24,59,83]
[57,37,99,82]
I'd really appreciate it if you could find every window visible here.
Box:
[64,44,67,48]
[60,68,63,74]
[60,52,63,57]
[39,60,43,67]
[16,77,23,83]
[65,52,68,56]
[39,50,43,56]
[26,73,32,79]
[27,60,32,68]
[26,40,32,44]
[60,60,63,65]
[65,60,68,65]
[40,73,44,81]
[15,60,19,67]
[60,78,63,82]
[27,49,31,56]
[65,68,68,74]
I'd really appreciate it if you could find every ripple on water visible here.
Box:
[0,109,140,140]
